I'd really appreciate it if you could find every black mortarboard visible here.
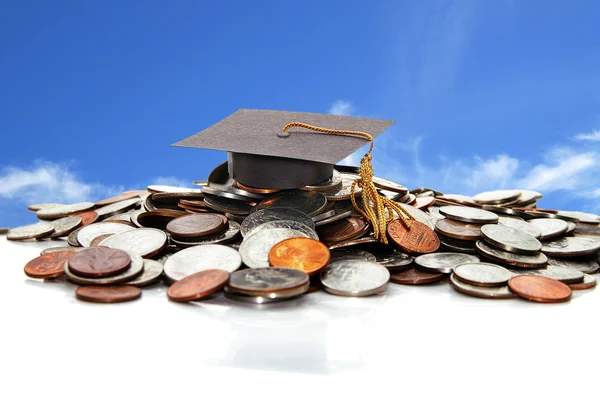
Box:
[172,109,395,189]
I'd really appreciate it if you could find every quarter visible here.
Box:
[320,260,390,297]
[414,252,480,274]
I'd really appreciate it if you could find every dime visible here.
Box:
[397,203,436,230]
[387,219,440,254]
[302,170,343,192]
[168,269,230,302]
[255,190,327,216]
[24,251,77,279]
[320,260,390,297]
[6,223,54,241]
[246,220,319,241]
[49,216,83,238]
[547,258,599,274]
[95,198,140,219]
[322,173,362,201]
[76,285,142,303]
[374,250,413,271]
[453,263,512,287]
[435,218,481,241]
[76,223,135,247]
[390,267,444,285]
[439,206,499,224]
[36,202,95,220]
[371,176,408,195]
[480,224,542,255]
[125,259,164,287]
[204,195,255,215]
[512,265,584,284]
[475,240,548,268]
[527,218,569,240]
[314,210,353,227]
[541,237,600,257]
[228,267,309,295]
[171,221,241,247]
[472,190,521,205]
[438,234,477,253]
[239,228,309,269]
[100,228,167,258]
[508,275,571,303]
[568,274,597,291]
[64,253,144,285]
[312,210,336,223]
[330,249,377,263]
[166,213,227,238]
[317,216,369,244]
[68,247,131,278]
[450,274,517,299]
[164,245,242,282]
[414,252,480,274]
[268,238,330,275]
[95,192,140,207]
[241,207,314,238]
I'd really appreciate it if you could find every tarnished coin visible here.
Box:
[547,258,599,274]
[246,220,319,241]
[100,228,167,258]
[508,275,571,303]
[435,218,481,241]
[439,234,477,253]
[164,245,242,282]
[375,251,413,271]
[541,237,600,257]
[568,274,597,291]
[387,220,440,254]
[453,263,512,287]
[302,170,343,192]
[414,252,480,274]
[201,186,255,202]
[390,267,444,285]
[68,227,83,247]
[239,228,309,269]
[317,216,369,244]
[7,223,54,241]
[314,210,353,227]
[321,260,389,297]
[171,221,241,247]
[481,224,542,255]
[203,195,255,215]
[135,209,187,229]
[36,202,95,220]
[328,236,379,249]
[439,206,499,224]
[49,216,83,238]
[241,207,314,238]
[255,190,327,216]
[64,253,144,285]
[95,198,140,219]
[528,218,569,240]
[268,238,330,275]
[77,223,135,247]
[472,190,521,205]
[24,251,77,279]
[0,228,8,234]
[330,249,377,263]
[125,259,164,287]
[166,213,227,238]
[68,247,131,278]
[76,285,142,303]
[475,240,548,268]
[513,265,585,284]
[168,269,230,302]
[498,216,542,239]
[371,176,408,195]
[95,192,140,207]
[229,267,309,294]
[397,203,436,230]
[450,274,517,299]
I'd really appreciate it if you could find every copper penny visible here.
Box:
[167,269,230,302]
[179,199,207,207]
[508,275,572,303]
[236,182,281,194]
[90,234,113,247]
[414,197,435,210]
[136,209,188,229]
[387,219,440,254]
[389,267,444,285]
[24,251,77,279]
[166,213,228,238]
[435,218,482,241]
[76,211,99,226]
[268,237,331,275]
[76,285,141,303]
[317,216,369,244]
[68,247,131,278]
[95,192,140,207]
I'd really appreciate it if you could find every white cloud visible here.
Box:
[328,100,354,116]
[517,151,598,191]
[151,176,192,187]
[574,130,600,141]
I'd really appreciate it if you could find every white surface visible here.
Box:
[2,237,598,398]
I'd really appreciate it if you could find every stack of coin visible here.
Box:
[436,206,499,253]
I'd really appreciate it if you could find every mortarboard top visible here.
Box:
[172,109,395,189]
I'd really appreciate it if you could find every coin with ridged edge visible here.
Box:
[125,259,164,287]
[171,221,241,247]
[547,258,599,274]
[228,267,309,295]
[246,220,319,241]
[568,274,597,291]
[49,216,83,238]
[203,195,255,215]
[7,223,54,241]
[498,217,542,239]
[241,207,314,238]
[77,223,135,247]
[512,265,585,284]
[36,202,95,220]
[330,249,377,263]
[414,252,480,274]
[375,251,413,271]
[95,198,140,219]
[320,260,390,297]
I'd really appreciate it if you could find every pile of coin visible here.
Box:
[7,163,600,305]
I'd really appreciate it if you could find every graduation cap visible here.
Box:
[172,109,395,190]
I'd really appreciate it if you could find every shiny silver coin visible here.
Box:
[417,190,435,197]
[450,274,517,299]
[36,202,95,220]
[64,253,144,285]
[147,185,202,194]
[330,249,377,263]
[171,221,241,247]
[547,258,599,274]
[125,259,164,287]
[28,203,62,212]
[480,224,542,255]
[397,203,436,230]
[224,186,266,201]
[481,205,531,219]
[255,190,327,216]
[439,234,477,253]
[439,206,499,224]
[100,228,167,258]
[245,220,318,241]
[557,210,600,224]
[204,195,255,215]
[475,240,548,268]
[302,170,343,192]
[228,267,309,294]
[6,223,54,241]
[438,194,476,205]
[223,284,308,304]
[322,173,362,201]
[512,265,585,284]
[239,228,309,269]
[164,244,242,281]
[453,262,512,287]
[514,190,542,205]
[95,198,140,219]
[76,223,135,247]
[320,260,390,297]
[472,190,521,205]
[524,211,579,223]
[312,210,336,223]
[528,218,569,240]
[241,207,314,237]
[314,210,353,227]
[414,252,480,274]
[375,251,414,271]
[49,216,83,238]
[498,216,542,239]
[568,274,597,290]
[371,176,408,195]
[40,246,81,255]
[201,186,255,202]
[566,222,576,235]
[541,237,600,257]
[379,189,406,201]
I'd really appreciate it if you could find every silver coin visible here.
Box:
[239,228,309,269]
[256,190,327,216]
[125,259,164,287]
[480,224,542,255]
[320,260,390,297]
[224,186,266,201]
[64,253,144,285]
[397,203,436,230]
[414,252,480,274]
[314,210,353,227]
[453,262,512,287]
[36,202,95,220]
[498,216,542,239]
[67,227,82,247]
[152,251,173,265]
[375,251,414,271]
[100,228,167,258]
[164,244,242,281]
[204,195,255,215]
[193,180,208,186]
[201,186,255,202]
[439,206,499,224]
[566,222,576,235]
[514,190,542,205]
[95,198,140,219]
[481,205,531,219]
[104,210,137,223]
[557,210,600,224]
[225,213,247,224]
[450,274,517,299]
[541,237,600,257]
[50,216,83,238]
[417,190,435,197]
[28,203,63,212]
[130,209,145,228]
[512,265,585,284]
[228,267,309,294]
[40,246,81,255]
[76,223,135,247]
[528,218,569,240]
[147,185,202,193]
[6,223,54,241]
[322,173,362,201]
[547,258,599,274]
[302,170,343,192]
[223,284,308,304]
[524,211,580,223]
[475,240,548,268]
[371,176,408,195]
[312,210,336,223]
[439,234,477,253]
[426,206,445,223]
[568,274,597,290]
[438,194,476,205]
[378,189,406,201]
[472,190,521,205]
[241,207,314,237]
[245,220,318,241]
[330,249,377,263]
[171,221,241,247]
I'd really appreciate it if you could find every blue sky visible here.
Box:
[1,0,600,227]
